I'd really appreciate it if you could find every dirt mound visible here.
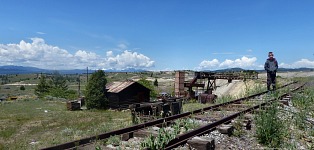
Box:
[213,79,257,97]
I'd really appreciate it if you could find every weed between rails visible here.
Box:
[255,102,286,148]
[140,118,200,150]
[232,115,246,137]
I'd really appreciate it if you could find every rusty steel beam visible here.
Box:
[184,83,205,87]
[41,82,297,150]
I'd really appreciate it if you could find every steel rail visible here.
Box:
[164,83,305,150]
[41,82,297,150]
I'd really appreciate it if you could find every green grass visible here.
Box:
[182,102,212,113]
[215,95,234,104]
[255,102,286,148]
[0,84,37,97]
[0,73,89,97]
[242,81,266,97]
[0,99,132,150]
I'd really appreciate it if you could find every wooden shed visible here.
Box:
[106,81,150,109]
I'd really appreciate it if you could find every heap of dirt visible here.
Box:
[213,79,258,97]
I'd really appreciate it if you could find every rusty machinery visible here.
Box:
[129,98,183,124]
[181,71,258,103]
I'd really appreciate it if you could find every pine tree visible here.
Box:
[85,70,108,109]
[20,85,25,90]
[153,78,158,87]
[49,71,68,91]
[138,77,157,98]
[48,71,71,98]
[35,75,50,97]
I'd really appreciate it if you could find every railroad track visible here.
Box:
[42,81,304,150]
[165,83,305,150]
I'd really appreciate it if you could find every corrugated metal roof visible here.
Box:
[107,81,135,93]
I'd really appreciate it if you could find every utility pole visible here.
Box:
[77,74,81,97]
[87,67,89,84]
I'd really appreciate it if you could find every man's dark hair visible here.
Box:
[268,52,273,56]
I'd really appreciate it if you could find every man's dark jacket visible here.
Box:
[264,58,278,72]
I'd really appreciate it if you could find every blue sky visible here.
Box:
[1,0,314,71]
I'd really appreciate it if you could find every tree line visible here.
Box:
[35,71,77,100]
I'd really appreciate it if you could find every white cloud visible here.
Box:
[106,51,113,57]
[100,50,155,70]
[280,59,314,68]
[74,50,98,61]
[36,32,46,35]
[199,59,220,69]
[232,56,257,68]
[198,56,258,70]
[117,43,128,50]
[0,38,155,70]
[293,59,314,68]
[199,57,314,70]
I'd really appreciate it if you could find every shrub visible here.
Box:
[105,135,120,146]
[20,85,25,90]
[35,72,77,99]
[232,116,246,137]
[85,70,108,109]
[49,88,77,100]
[255,102,286,148]
[154,78,158,87]
[34,75,50,97]
[138,77,158,98]
[215,95,233,104]
[140,127,178,149]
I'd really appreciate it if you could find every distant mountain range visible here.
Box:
[0,65,313,74]
[0,66,48,74]
[0,65,147,74]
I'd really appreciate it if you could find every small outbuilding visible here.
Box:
[106,81,150,109]
[0,96,7,102]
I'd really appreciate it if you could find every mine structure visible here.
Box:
[175,71,258,102]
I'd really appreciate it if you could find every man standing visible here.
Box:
[264,52,278,92]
